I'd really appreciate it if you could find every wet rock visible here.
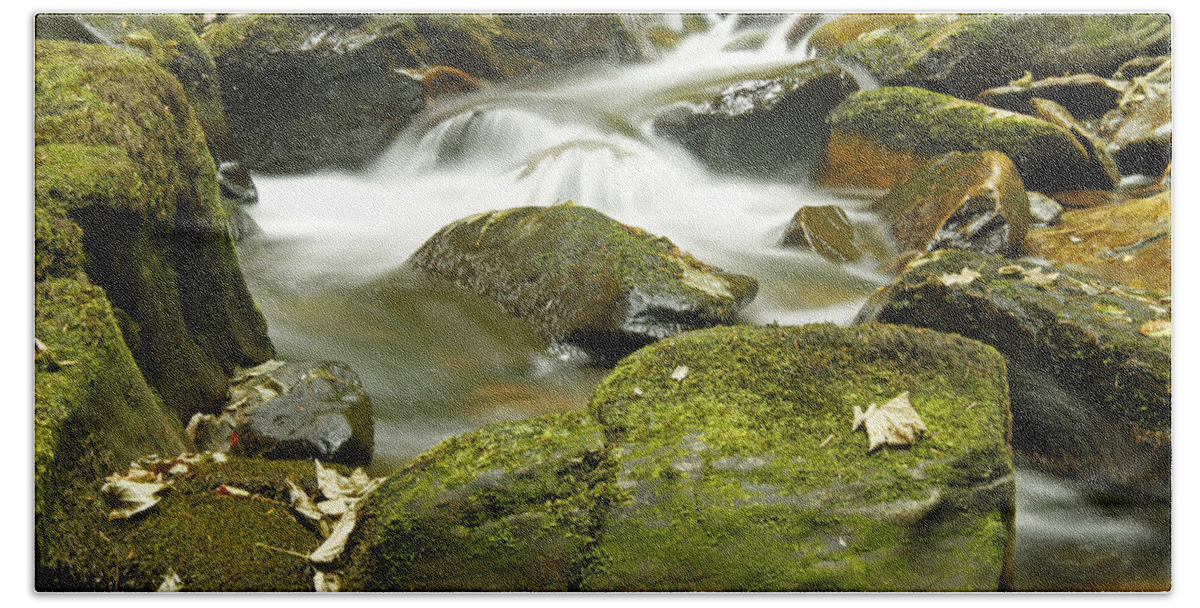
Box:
[806,13,916,54]
[411,65,486,103]
[1025,191,1170,293]
[35,14,259,204]
[190,360,375,466]
[856,249,1170,491]
[653,59,859,179]
[1028,98,1121,188]
[822,87,1119,193]
[406,203,758,364]
[35,277,190,590]
[1027,192,1064,227]
[873,151,1030,258]
[1100,59,1172,177]
[975,74,1125,118]
[780,205,862,262]
[35,40,274,420]
[1113,55,1170,80]
[830,14,1170,99]
[353,324,1015,591]
[347,412,610,591]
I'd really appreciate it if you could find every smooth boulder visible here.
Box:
[856,249,1170,491]
[779,205,862,262]
[975,73,1125,119]
[873,150,1031,258]
[406,203,758,364]
[653,59,859,179]
[821,86,1119,193]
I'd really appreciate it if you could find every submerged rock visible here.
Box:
[779,205,862,262]
[975,73,1125,119]
[653,59,859,179]
[1025,191,1171,293]
[189,361,375,466]
[830,14,1171,100]
[406,203,758,364]
[35,40,274,420]
[352,324,1015,591]
[873,151,1030,258]
[821,87,1119,193]
[856,250,1170,490]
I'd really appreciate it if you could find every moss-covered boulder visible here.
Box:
[35,277,190,589]
[1025,191,1171,293]
[821,87,1118,193]
[189,360,376,466]
[353,324,1015,591]
[35,40,274,419]
[873,151,1030,259]
[856,250,1170,490]
[828,14,1170,100]
[652,59,859,179]
[347,411,614,591]
[975,73,1125,119]
[47,456,337,591]
[406,203,758,364]
[34,14,258,203]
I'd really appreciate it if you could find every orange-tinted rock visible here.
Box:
[779,205,862,262]
[874,151,1031,257]
[419,65,486,101]
[1024,191,1171,292]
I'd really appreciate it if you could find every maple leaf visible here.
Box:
[850,392,928,452]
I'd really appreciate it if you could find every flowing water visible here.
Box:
[235,14,1168,591]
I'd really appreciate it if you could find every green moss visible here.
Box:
[827,87,1114,192]
[357,411,617,591]
[35,277,188,589]
[34,205,85,281]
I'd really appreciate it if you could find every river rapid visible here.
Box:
[235,14,1168,591]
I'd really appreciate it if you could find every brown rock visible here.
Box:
[1024,191,1171,293]
[1113,55,1170,80]
[874,151,1031,258]
[806,13,915,53]
[1029,98,1122,188]
[976,74,1125,118]
[780,205,861,262]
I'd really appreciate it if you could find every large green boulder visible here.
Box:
[406,203,758,364]
[856,249,1170,491]
[353,324,1015,591]
[35,40,274,419]
[652,59,859,179]
[822,87,1118,193]
[34,14,258,203]
[829,13,1170,100]
[34,277,189,589]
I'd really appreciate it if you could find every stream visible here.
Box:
[235,14,1169,591]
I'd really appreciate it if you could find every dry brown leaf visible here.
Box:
[938,267,982,286]
[851,392,928,453]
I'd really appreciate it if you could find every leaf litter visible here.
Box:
[851,392,928,453]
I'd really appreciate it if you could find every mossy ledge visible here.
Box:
[35,40,273,419]
[353,324,1015,591]
[823,87,1115,193]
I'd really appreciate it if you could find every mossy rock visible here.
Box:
[53,457,336,591]
[806,13,917,53]
[1025,191,1170,293]
[406,203,758,364]
[822,86,1117,193]
[653,59,859,180]
[856,249,1170,489]
[355,324,1015,591]
[34,13,257,203]
[831,14,1170,100]
[584,324,1014,591]
[35,276,188,589]
[35,40,274,419]
[347,411,614,591]
[873,150,1030,258]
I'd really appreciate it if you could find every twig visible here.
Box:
[255,542,310,560]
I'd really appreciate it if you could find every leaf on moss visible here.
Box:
[314,571,341,592]
[101,476,169,520]
[1021,266,1060,287]
[670,365,690,381]
[286,479,323,522]
[310,509,356,564]
[938,266,982,286]
[1139,318,1171,338]
[850,392,928,453]
[156,569,183,592]
[215,485,252,498]
[997,264,1025,276]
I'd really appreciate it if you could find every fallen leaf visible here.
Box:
[215,485,251,498]
[314,571,341,592]
[156,570,183,592]
[101,477,169,520]
[317,498,349,518]
[1139,319,1171,339]
[997,264,1025,276]
[938,267,981,286]
[1092,302,1128,317]
[310,509,357,564]
[851,392,928,453]
[286,479,323,523]
[670,365,689,381]
[1021,266,1059,287]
